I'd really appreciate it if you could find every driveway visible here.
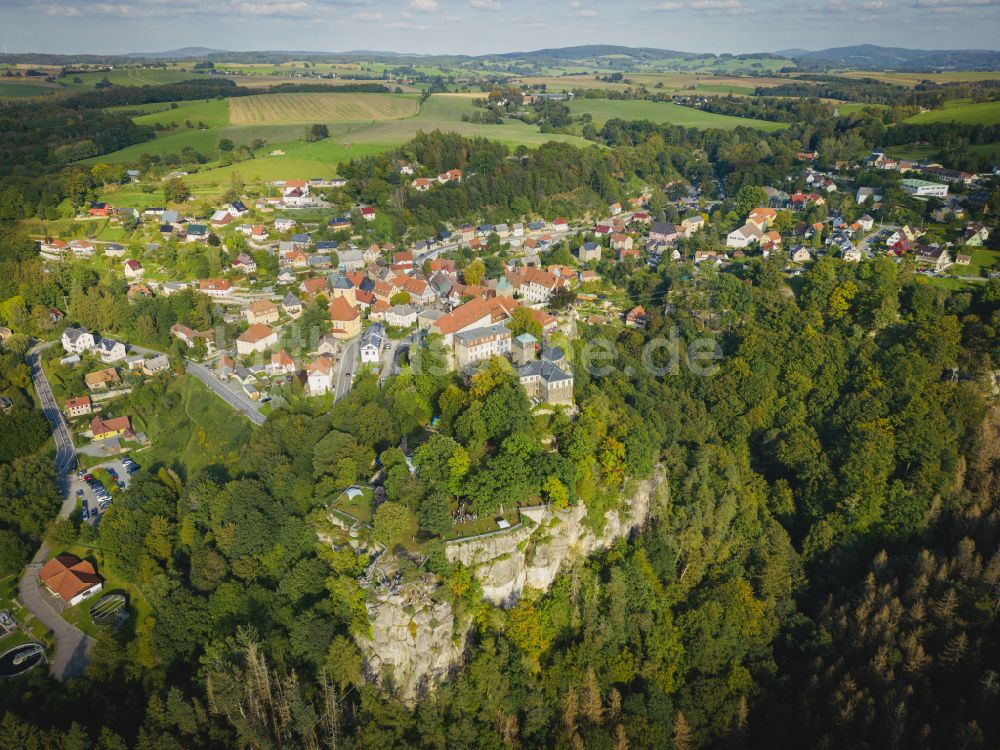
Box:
[184,360,266,426]
[22,342,94,681]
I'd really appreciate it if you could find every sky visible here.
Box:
[1,0,999,56]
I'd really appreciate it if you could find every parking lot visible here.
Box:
[69,456,139,526]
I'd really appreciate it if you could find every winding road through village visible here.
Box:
[20,343,94,681]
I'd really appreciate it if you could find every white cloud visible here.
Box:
[43,4,82,15]
[651,0,746,10]
[470,0,502,9]
[409,0,439,11]
[357,10,384,20]
[688,0,743,9]
[576,7,598,14]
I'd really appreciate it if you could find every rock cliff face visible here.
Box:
[446,464,667,605]
[356,465,667,704]
[357,582,468,705]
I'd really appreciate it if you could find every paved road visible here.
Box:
[22,342,94,681]
[184,360,267,426]
[335,338,359,402]
[27,343,76,474]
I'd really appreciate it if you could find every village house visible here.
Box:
[104,243,127,258]
[142,354,171,376]
[90,414,133,441]
[64,395,93,418]
[96,338,127,363]
[650,222,681,244]
[236,324,277,356]
[386,303,419,329]
[232,253,257,274]
[69,239,94,257]
[123,259,143,280]
[185,224,208,243]
[307,355,335,395]
[170,323,214,352]
[507,267,563,304]
[360,323,385,364]
[626,305,647,328]
[605,235,632,257]
[747,207,777,231]
[62,326,96,354]
[85,367,121,391]
[199,278,232,298]
[211,208,236,228]
[915,246,951,271]
[680,215,705,235]
[268,349,296,376]
[245,300,280,326]
[788,245,812,263]
[282,293,303,318]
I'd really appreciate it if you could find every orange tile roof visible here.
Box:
[39,554,101,603]
[237,323,275,344]
[328,296,360,322]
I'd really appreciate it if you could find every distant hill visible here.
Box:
[125,47,226,59]
[791,44,1000,71]
[491,45,696,62]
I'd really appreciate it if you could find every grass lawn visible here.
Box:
[448,508,521,540]
[0,574,55,648]
[0,80,60,98]
[950,247,999,278]
[130,374,254,478]
[566,98,787,130]
[332,486,375,524]
[904,99,1000,126]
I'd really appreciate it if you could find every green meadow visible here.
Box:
[566,98,787,130]
[904,99,1000,126]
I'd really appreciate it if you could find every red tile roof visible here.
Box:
[39,554,101,603]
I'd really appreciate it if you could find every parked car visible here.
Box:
[76,489,84,497]
[81,503,89,521]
